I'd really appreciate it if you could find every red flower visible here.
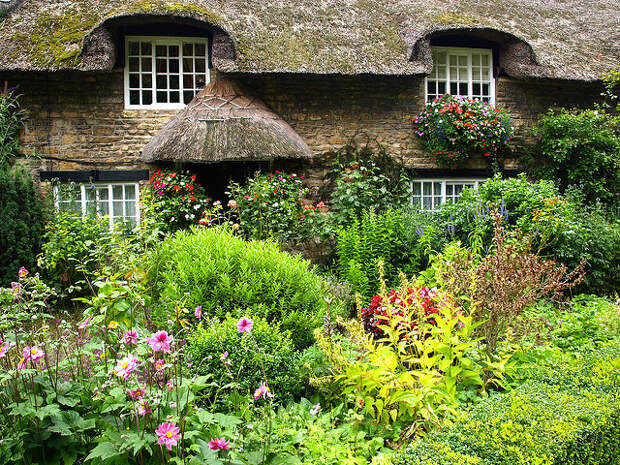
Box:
[190,175,196,181]
[483,152,490,157]
[169,173,177,178]
[188,184,194,191]
[173,185,181,191]
[190,195,196,201]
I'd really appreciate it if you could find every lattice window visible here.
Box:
[125,36,209,109]
[411,179,485,211]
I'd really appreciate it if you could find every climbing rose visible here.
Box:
[147,331,173,352]
[156,422,180,451]
[208,437,230,451]
[237,317,253,334]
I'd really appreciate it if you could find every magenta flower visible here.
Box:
[0,341,9,358]
[154,359,165,371]
[18,267,28,279]
[194,306,202,319]
[114,355,138,380]
[253,382,273,401]
[123,330,138,345]
[146,331,173,352]
[78,316,92,330]
[156,422,181,451]
[127,387,146,400]
[167,380,174,392]
[219,351,228,361]
[29,346,45,363]
[138,401,152,416]
[208,437,230,451]
[237,317,253,334]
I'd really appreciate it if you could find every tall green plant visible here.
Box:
[0,166,47,286]
[0,86,25,168]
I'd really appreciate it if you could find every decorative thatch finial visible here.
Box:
[141,79,312,164]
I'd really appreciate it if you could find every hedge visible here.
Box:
[399,349,620,465]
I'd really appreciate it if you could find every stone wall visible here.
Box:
[0,69,601,176]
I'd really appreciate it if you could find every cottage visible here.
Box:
[0,0,617,223]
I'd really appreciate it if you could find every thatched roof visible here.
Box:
[141,79,313,163]
[0,0,618,81]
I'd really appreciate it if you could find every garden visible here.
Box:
[0,72,619,465]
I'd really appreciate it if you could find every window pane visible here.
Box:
[423,183,431,195]
[141,42,152,55]
[156,59,167,73]
[459,83,468,95]
[128,42,139,56]
[438,82,446,94]
[129,90,139,105]
[156,75,167,89]
[169,91,180,103]
[157,91,167,103]
[196,76,207,88]
[126,201,136,217]
[141,58,152,72]
[184,91,194,104]
[169,59,179,74]
[156,45,167,57]
[450,82,457,94]
[458,55,467,66]
[170,75,179,89]
[142,74,152,88]
[195,43,206,56]
[125,185,136,200]
[423,197,432,210]
[169,45,179,57]
[433,182,441,195]
[183,58,194,73]
[183,43,193,56]
[195,58,206,73]
[129,57,139,72]
[112,185,123,200]
[472,54,480,66]
[142,91,153,105]
[427,81,436,94]
[473,83,481,95]
[446,184,453,196]
[129,74,139,88]
[438,66,446,79]
[412,182,421,196]
[472,67,480,80]
[98,201,109,216]
[113,202,123,218]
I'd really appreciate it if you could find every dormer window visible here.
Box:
[124,36,210,110]
[426,47,494,105]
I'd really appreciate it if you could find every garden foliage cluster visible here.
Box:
[1,80,620,464]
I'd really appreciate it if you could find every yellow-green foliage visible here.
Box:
[399,348,620,465]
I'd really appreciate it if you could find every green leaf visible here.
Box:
[85,442,121,462]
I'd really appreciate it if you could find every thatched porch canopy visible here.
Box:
[141,80,312,164]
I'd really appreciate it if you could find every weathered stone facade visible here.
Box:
[0,69,601,176]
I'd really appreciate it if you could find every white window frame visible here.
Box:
[411,178,486,211]
[124,36,210,110]
[425,46,495,105]
[54,182,141,227]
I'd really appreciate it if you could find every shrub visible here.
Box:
[0,86,25,168]
[0,166,47,286]
[148,227,339,349]
[432,214,585,355]
[141,169,210,234]
[435,174,620,294]
[399,350,620,465]
[527,108,620,211]
[187,317,303,403]
[227,171,328,242]
[413,95,513,167]
[336,208,443,300]
[37,211,136,295]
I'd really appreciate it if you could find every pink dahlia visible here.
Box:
[236,317,253,334]
[123,330,138,345]
[208,437,230,451]
[156,422,180,451]
[146,331,173,352]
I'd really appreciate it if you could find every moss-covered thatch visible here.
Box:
[0,0,618,80]
[141,79,312,163]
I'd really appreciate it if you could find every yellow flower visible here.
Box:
[108,321,119,329]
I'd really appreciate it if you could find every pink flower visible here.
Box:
[138,401,152,416]
[194,306,202,319]
[11,282,21,296]
[18,267,28,278]
[219,351,228,361]
[169,401,177,408]
[237,317,253,334]
[227,200,238,209]
[78,317,92,329]
[208,437,230,451]
[29,346,44,363]
[127,387,146,400]
[167,380,174,392]
[253,382,273,401]
[114,355,138,380]
[310,403,320,415]
[154,359,165,371]
[0,341,9,358]
[156,422,181,451]
[316,201,326,209]
[123,330,138,345]
[147,331,173,352]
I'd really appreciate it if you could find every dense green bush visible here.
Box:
[37,211,137,294]
[0,88,25,168]
[336,208,444,300]
[435,175,620,294]
[399,350,620,465]
[148,227,340,349]
[527,108,620,211]
[0,166,47,286]
[187,317,303,403]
